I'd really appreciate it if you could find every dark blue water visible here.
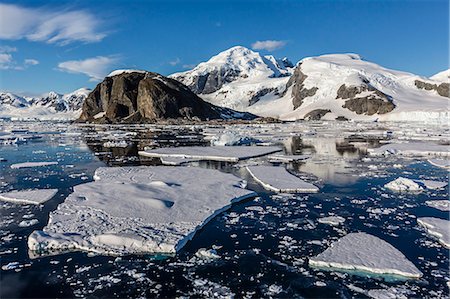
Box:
[0,124,448,298]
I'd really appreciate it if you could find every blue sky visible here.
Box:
[0,0,447,94]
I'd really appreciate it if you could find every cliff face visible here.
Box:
[79,71,227,123]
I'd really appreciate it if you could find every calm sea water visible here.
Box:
[0,122,448,298]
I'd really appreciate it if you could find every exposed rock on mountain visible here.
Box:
[170,46,293,111]
[414,80,449,98]
[79,70,253,123]
[0,88,89,120]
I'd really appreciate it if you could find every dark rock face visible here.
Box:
[304,109,331,120]
[285,65,318,109]
[180,68,241,94]
[336,84,395,115]
[415,80,449,98]
[79,72,238,123]
[248,88,278,106]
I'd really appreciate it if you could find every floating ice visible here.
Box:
[427,159,450,169]
[139,146,282,162]
[318,216,346,226]
[309,232,422,278]
[210,131,261,146]
[268,154,310,163]
[160,157,198,166]
[0,189,58,205]
[417,217,450,248]
[368,142,449,157]
[102,141,130,148]
[384,177,422,192]
[10,161,58,169]
[28,166,255,256]
[19,219,39,227]
[246,165,319,193]
[425,200,450,212]
[384,177,447,192]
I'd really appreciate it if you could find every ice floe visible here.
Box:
[159,156,198,166]
[368,142,449,157]
[10,161,58,169]
[268,154,310,163]
[384,177,447,192]
[318,216,346,226]
[417,217,450,248]
[384,177,423,192]
[427,158,450,169]
[139,146,282,162]
[309,232,422,278]
[28,166,256,256]
[425,200,450,212]
[246,165,319,193]
[0,189,58,205]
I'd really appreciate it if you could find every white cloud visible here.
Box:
[251,40,287,51]
[169,57,181,66]
[24,59,39,66]
[57,56,120,81]
[0,46,38,70]
[0,3,106,45]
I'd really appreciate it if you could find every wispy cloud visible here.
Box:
[251,40,287,51]
[57,56,120,81]
[169,57,181,66]
[0,3,106,45]
[24,59,39,66]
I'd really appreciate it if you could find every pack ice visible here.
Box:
[309,232,422,278]
[246,165,319,193]
[417,217,450,248]
[384,177,447,192]
[28,166,255,256]
[139,146,282,162]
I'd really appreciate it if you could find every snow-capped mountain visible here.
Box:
[0,88,90,120]
[247,53,449,122]
[170,46,294,111]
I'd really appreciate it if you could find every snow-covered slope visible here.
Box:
[247,53,449,122]
[0,88,90,121]
[430,69,450,82]
[170,46,293,111]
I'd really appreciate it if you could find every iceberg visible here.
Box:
[28,166,255,256]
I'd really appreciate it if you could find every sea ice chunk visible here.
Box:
[384,177,422,192]
[425,200,450,212]
[246,165,319,193]
[139,146,282,162]
[368,142,449,157]
[0,189,58,205]
[417,217,450,248]
[318,216,346,226]
[427,159,450,169]
[210,131,261,146]
[309,232,422,278]
[10,161,58,169]
[268,154,310,163]
[28,166,255,256]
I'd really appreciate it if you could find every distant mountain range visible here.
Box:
[1,46,448,122]
[0,88,90,120]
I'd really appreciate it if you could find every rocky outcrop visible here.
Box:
[304,109,331,120]
[79,71,253,123]
[336,84,395,115]
[415,80,449,98]
[285,65,318,109]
